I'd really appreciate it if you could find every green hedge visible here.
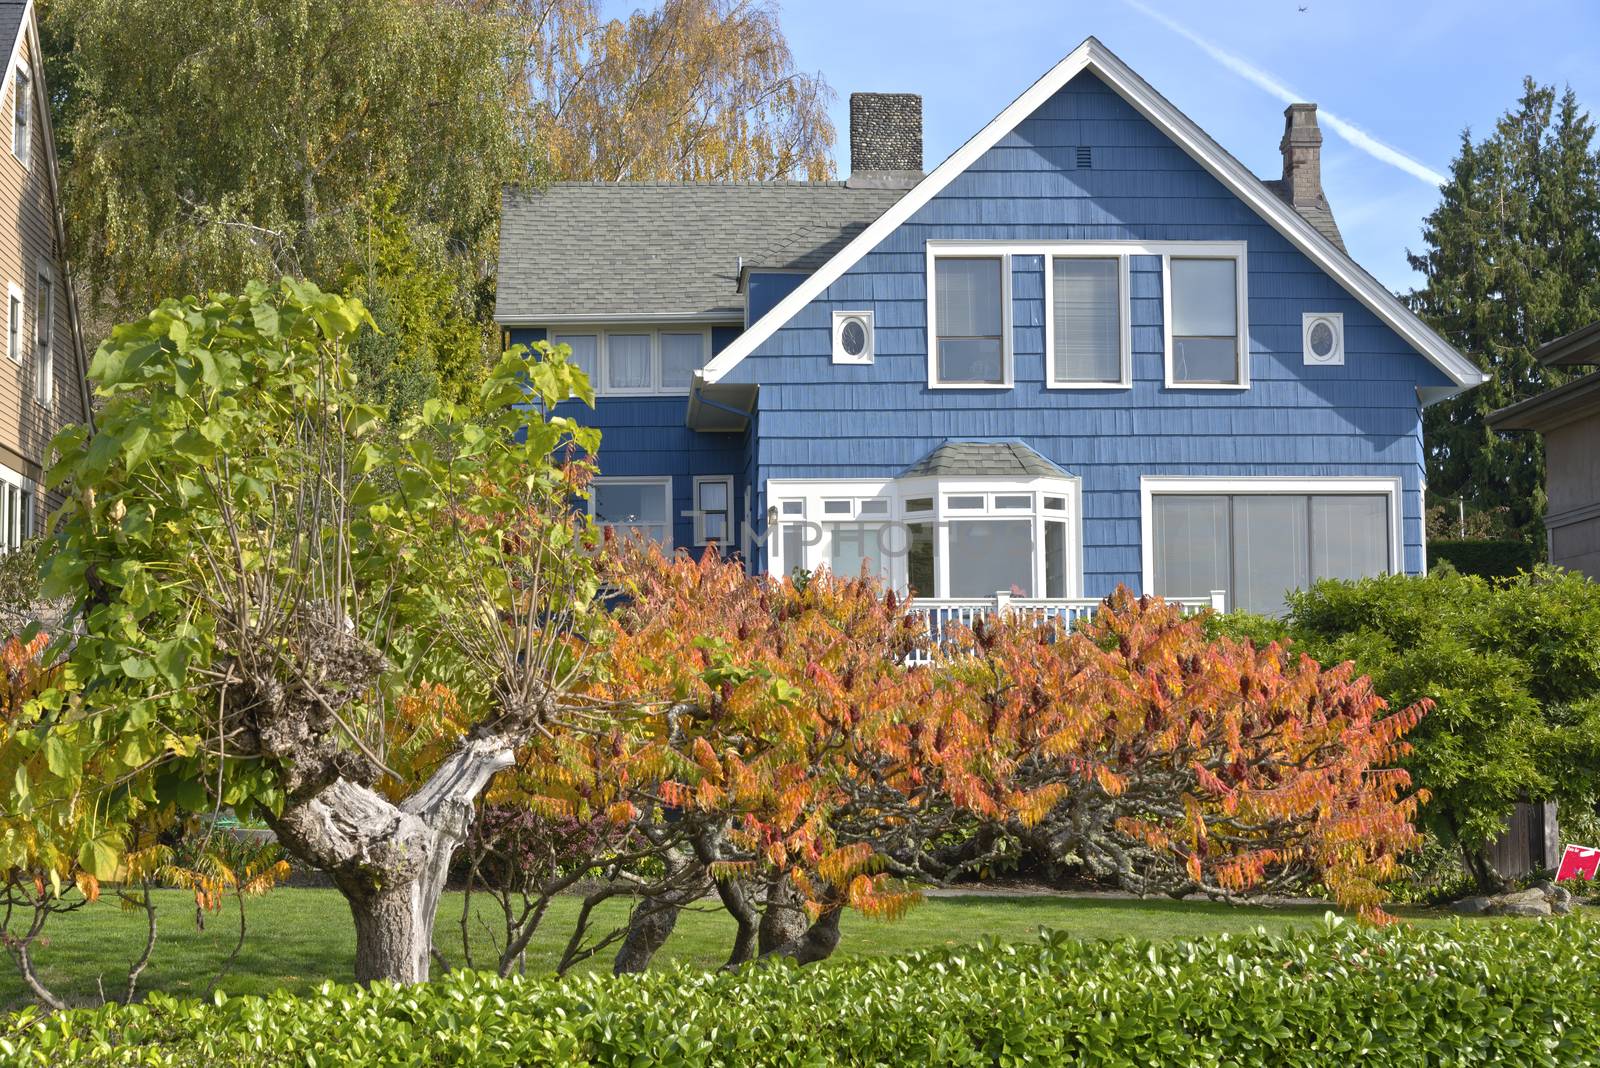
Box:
[5,917,1600,1066]
[1429,539,1540,579]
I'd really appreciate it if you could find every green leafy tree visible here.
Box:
[43,279,611,984]
[1409,80,1600,535]
[1267,568,1600,891]
[43,0,533,408]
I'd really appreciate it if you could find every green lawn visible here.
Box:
[1,887,1482,1010]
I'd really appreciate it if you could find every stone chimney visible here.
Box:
[847,92,922,188]
[1280,103,1327,210]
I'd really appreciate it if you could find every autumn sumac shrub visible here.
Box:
[8,917,1600,1067]
[952,588,1429,920]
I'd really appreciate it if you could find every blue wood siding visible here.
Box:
[745,272,807,326]
[509,327,752,552]
[719,70,1447,591]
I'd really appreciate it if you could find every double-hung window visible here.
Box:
[11,63,28,166]
[931,255,1008,386]
[589,477,672,546]
[0,468,33,552]
[548,329,709,396]
[693,476,733,546]
[34,266,51,406]
[1166,254,1247,387]
[1048,254,1127,387]
[1145,479,1396,615]
[6,283,21,364]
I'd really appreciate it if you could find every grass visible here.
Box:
[2,887,1484,1010]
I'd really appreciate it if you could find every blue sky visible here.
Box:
[759,0,1600,293]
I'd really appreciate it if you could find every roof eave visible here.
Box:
[1487,370,1600,432]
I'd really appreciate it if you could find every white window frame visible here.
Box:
[33,258,52,407]
[11,60,28,167]
[1043,249,1133,389]
[1302,311,1345,367]
[548,327,712,397]
[831,310,874,365]
[0,462,36,551]
[5,281,21,364]
[925,246,1013,389]
[1161,243,1250,390]
[692,475,734,546]
[766,474,1084,599]
[588,476,674,547]
[1138,476,1404,604]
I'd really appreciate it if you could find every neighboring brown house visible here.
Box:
[1489,322,1600,576]
[0,1,90,546]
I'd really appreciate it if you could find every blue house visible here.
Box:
[496,38,1484,617]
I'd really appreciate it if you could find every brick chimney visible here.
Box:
[1280,103,1327,210]
[847,92,922,188]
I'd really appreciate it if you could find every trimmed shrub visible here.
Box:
[1429,539,1539,579]
[4,916,1600,1066]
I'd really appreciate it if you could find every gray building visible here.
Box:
[1490,322,1600,576]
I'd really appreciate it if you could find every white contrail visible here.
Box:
[1120,0,1448,187]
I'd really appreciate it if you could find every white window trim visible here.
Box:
[1161,243,1250,390]
[588,476,674,546]
[766,474,1084,599]
[548,326,712,398]
[10,59,28,166]
[6,281,21,365]
[1042,248,1133,389]
[1302,311,1345,367]
[831,309,874,365]
[1138,475,1404,598]
[692,475,734,546]
[0,461,36,551]
[925,246,1014,390]
[33,256,52,408]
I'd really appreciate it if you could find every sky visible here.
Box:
[745,0,1600,293]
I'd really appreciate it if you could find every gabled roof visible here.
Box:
[1531,320,1600,368]
[900,440,1070,479]
[700,37,1486,400]
[495,182,902,324]
[1489,369,1600,432]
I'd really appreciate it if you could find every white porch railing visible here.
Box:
[905,590,1226,664]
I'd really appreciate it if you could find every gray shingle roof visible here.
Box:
[1261,179,1346,251]
[0,3,25,64]
[900,441,1069,479]
[496,182,904,324]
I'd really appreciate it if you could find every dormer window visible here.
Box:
[11,63,28,166]
[549,327,708,396]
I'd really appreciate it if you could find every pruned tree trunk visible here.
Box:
[266,735,514,984]
[761,907,841,965]
[613,846,698,975]
[757,875,807,956]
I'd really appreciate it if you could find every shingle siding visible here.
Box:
[513,327,753,551]
[718,70,1443,593]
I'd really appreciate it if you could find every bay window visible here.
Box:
[767,476,1080,599]
[1145,479,1397,615]
[590,477,672,546]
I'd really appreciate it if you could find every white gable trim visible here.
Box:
[699,36,1485,399]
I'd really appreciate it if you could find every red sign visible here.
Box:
[1556,844,1600,882]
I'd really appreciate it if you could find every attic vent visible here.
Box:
[1076,146,1093,168]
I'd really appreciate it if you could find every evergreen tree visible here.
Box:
[1409,80,1600,536]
